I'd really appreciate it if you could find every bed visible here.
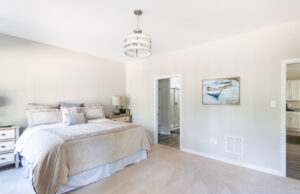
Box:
[15,117,152,194]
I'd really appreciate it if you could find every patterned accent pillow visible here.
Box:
[26,109,62,127]
[64,113,73,126]
[82,107,105,120]
[71,112,87,125]
[61,107,87,125]
[27,103,59,110]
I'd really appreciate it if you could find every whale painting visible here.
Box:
[203,77,240,105]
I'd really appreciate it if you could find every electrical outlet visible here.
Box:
[209,138,218,145]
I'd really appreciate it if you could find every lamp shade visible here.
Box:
[112,96,121,106]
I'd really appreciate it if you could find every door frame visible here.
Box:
[154,74,182,150]
[281,58,300,177]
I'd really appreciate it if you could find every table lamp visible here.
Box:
[112,96,121,115]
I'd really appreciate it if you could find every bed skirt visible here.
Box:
[22,149,147,193]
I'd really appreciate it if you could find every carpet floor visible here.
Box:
[1,144,300,194]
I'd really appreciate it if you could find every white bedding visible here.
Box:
[15,119,152,194]
[22,149,147,194]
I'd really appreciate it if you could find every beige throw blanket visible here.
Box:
[16,119,152,194]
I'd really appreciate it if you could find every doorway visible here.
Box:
[285,61,300,180]
[281,58,300,178]
[154,75,182,150]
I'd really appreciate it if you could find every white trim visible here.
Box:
[154,74,182,150]
[280,58,300,177]
[181,147,282,176]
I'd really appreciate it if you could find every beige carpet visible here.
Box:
[69,145,300,194]
[1,144,300,194]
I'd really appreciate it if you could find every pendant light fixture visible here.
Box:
[124,9,151,58]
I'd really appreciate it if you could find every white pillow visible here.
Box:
[83,103,103,108]
[27,103,59,110]
[26,109,62,127]
[82,107,105,120]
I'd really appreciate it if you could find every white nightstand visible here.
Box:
[107,115,132,123]
[0,126,20,168]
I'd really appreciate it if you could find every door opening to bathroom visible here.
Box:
[156,77,181,149]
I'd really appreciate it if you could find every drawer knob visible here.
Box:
[1,145,6,148]
[1,134,6,136]
[1,158,6,160]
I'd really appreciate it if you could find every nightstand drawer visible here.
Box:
[112,116,130,122]
[0,153,14,165]
[0,129,15,140]
[0,141,15,153]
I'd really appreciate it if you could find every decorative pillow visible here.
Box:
[26,109,62,127]
[64,113,73,126]
[82,107,105,120]
[72,112,87,125]
[59,103,83,107]
[61,107,82,123]
[64,112,87,125]
[61,107,87,125]
[27,103,59,110]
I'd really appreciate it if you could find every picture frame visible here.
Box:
[202,77,240,105]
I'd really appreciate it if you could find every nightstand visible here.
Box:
[107,115,132,123]
[0,126,20,168]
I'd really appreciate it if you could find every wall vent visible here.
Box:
[225,135,244,155]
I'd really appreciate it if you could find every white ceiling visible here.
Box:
[1,0,300,63]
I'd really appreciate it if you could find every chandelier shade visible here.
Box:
[124,9,151,58]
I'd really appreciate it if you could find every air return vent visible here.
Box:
[225,135,244,155]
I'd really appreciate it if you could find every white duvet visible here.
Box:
[15,119,152,194]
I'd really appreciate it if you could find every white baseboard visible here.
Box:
[181,147,283,177]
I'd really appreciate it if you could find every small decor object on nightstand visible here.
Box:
[0,125,20,168]
[112,96,121,115]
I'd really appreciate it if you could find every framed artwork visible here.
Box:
[202,77,240,105]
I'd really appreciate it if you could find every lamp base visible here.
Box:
[113,106,120,115]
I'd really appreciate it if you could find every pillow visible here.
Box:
[61,107,83,123]
[82,106,105,120]
[61,107,88,125]
[83,103,103,108]
[72,112,87,125]
[59,103,83,107]
[26,109,62,127]
[27,103,59,110]
[64,112,87,125]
